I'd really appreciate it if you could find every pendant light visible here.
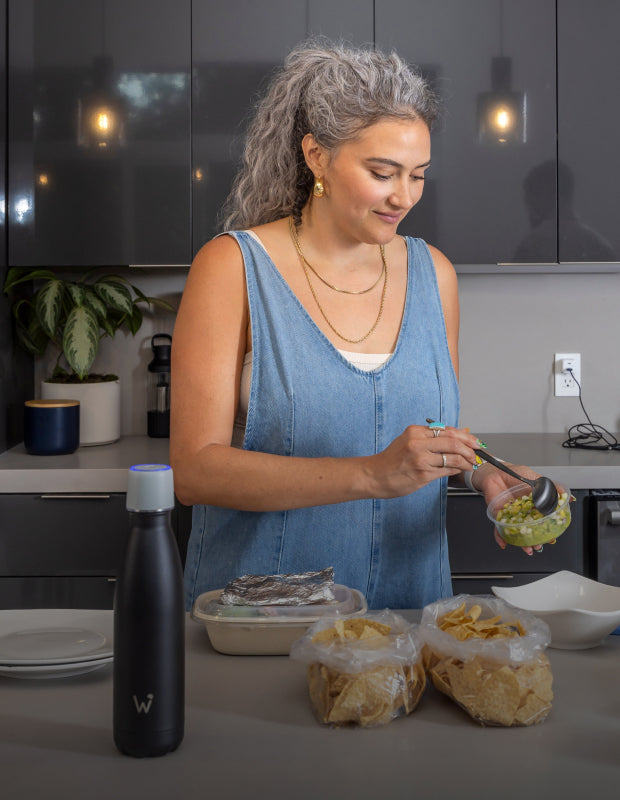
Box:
[77,1,126,149]
[477,2,526,145]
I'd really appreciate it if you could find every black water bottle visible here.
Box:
[113,463,185,757]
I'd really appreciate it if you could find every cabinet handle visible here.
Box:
[39,494,112,499]
[129,264,191,269]
[497,262,559,266]
[451,573,514,580]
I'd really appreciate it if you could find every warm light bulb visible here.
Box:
[495,108,512,130]
[97,112,110,131]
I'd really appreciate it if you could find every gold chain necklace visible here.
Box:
[288,216,385,295]
[289,216,388,344]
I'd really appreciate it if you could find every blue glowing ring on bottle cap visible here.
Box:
[126,463,175,512]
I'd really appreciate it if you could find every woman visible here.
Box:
[171,41,542,611]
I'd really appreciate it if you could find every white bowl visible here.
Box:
[491,571,620,650]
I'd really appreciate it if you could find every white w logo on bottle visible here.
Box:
[132,693,154,714]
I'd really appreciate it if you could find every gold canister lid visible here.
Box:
[25,399,80,408]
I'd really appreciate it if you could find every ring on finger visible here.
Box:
[441,453,447,468]
[433,428,441,438]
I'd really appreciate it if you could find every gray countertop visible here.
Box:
[2,611,619,800]
[1,433,620,492]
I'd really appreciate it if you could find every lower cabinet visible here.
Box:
[447,488,588,595]
[0,489,588,608]
[0,493,191,609]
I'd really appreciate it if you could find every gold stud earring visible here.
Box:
[313,177,325,198]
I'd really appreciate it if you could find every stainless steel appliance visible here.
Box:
[592,491,620,584]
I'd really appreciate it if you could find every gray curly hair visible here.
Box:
[218,40,439,231]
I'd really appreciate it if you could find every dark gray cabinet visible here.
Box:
[8,0,192,267]
[376,0,557,266]
[191,0,373,252]
[6,1,615,271]
[557,1,620,262]
[0,492,191,609]
[446,489,587,595]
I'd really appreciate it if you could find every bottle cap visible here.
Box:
[126,464,175,512]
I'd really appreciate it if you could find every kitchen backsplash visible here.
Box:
[32,267,620,437]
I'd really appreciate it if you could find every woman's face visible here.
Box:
[312,117,431,245]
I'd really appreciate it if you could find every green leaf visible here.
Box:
[35,279,65,338]
[136,296,176,313]
[66,283,86,306]
[3,267,56,293]
[94,279,133,316]
[101,318,116,338]
[14,321,44,356]
[82,288,107,321]
[128,305,143,335]
[62,306,100,379]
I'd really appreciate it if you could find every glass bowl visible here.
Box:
[487,482,571,547]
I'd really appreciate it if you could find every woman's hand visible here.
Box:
[369,424,480,498]
[471,462,548,555]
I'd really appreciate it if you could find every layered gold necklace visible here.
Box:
[288,216,388,344]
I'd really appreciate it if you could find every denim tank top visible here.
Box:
[184,232,460,610]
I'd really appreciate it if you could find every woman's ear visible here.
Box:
[301,133,329,176]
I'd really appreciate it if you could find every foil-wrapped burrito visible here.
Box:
[220,567,337,606]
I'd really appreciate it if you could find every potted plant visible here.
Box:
[3,268,175,446]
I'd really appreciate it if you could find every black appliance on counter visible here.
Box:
[147,334,172,438]
[588,490,620,584]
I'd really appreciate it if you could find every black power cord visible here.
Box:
[562,368,620,451]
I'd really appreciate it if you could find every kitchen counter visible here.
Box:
[0,436,170,493]
[2,611,619,800]
[1,433,620,492]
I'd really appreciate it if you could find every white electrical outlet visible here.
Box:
[554,353,581,397]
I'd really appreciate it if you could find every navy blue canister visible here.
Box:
[24,399,80,455]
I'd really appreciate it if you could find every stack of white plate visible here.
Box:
[0,609,113,679]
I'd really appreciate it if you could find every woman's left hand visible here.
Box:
[472,462,548,556]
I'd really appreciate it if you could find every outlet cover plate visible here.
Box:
[554,352,581,397]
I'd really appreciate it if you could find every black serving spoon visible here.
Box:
[473,449,559,516]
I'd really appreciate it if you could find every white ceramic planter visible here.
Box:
[41,379,121,446]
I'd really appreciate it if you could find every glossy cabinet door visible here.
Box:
[8,0,191,267]
[191,0,373,253]
[375,0,557,265]
[557,2,620,263]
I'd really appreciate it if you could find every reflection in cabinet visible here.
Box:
[446,489,587,595]
[375,0,556,265]
[191,0,374,252]
[8,0,191,267]
[557,1,620,262]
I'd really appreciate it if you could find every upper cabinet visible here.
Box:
[557,1,620,263]
[6,1,618,268]
[8,0,192,267]
[376,0,557,266]
[191,0,373,253]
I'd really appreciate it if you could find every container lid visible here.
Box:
[191,585,368,624]
[25,399,80,408]
[126,463,174,511]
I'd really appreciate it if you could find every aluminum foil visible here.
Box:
[220,567,336,606]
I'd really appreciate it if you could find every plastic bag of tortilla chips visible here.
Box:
[289,610,425,727]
